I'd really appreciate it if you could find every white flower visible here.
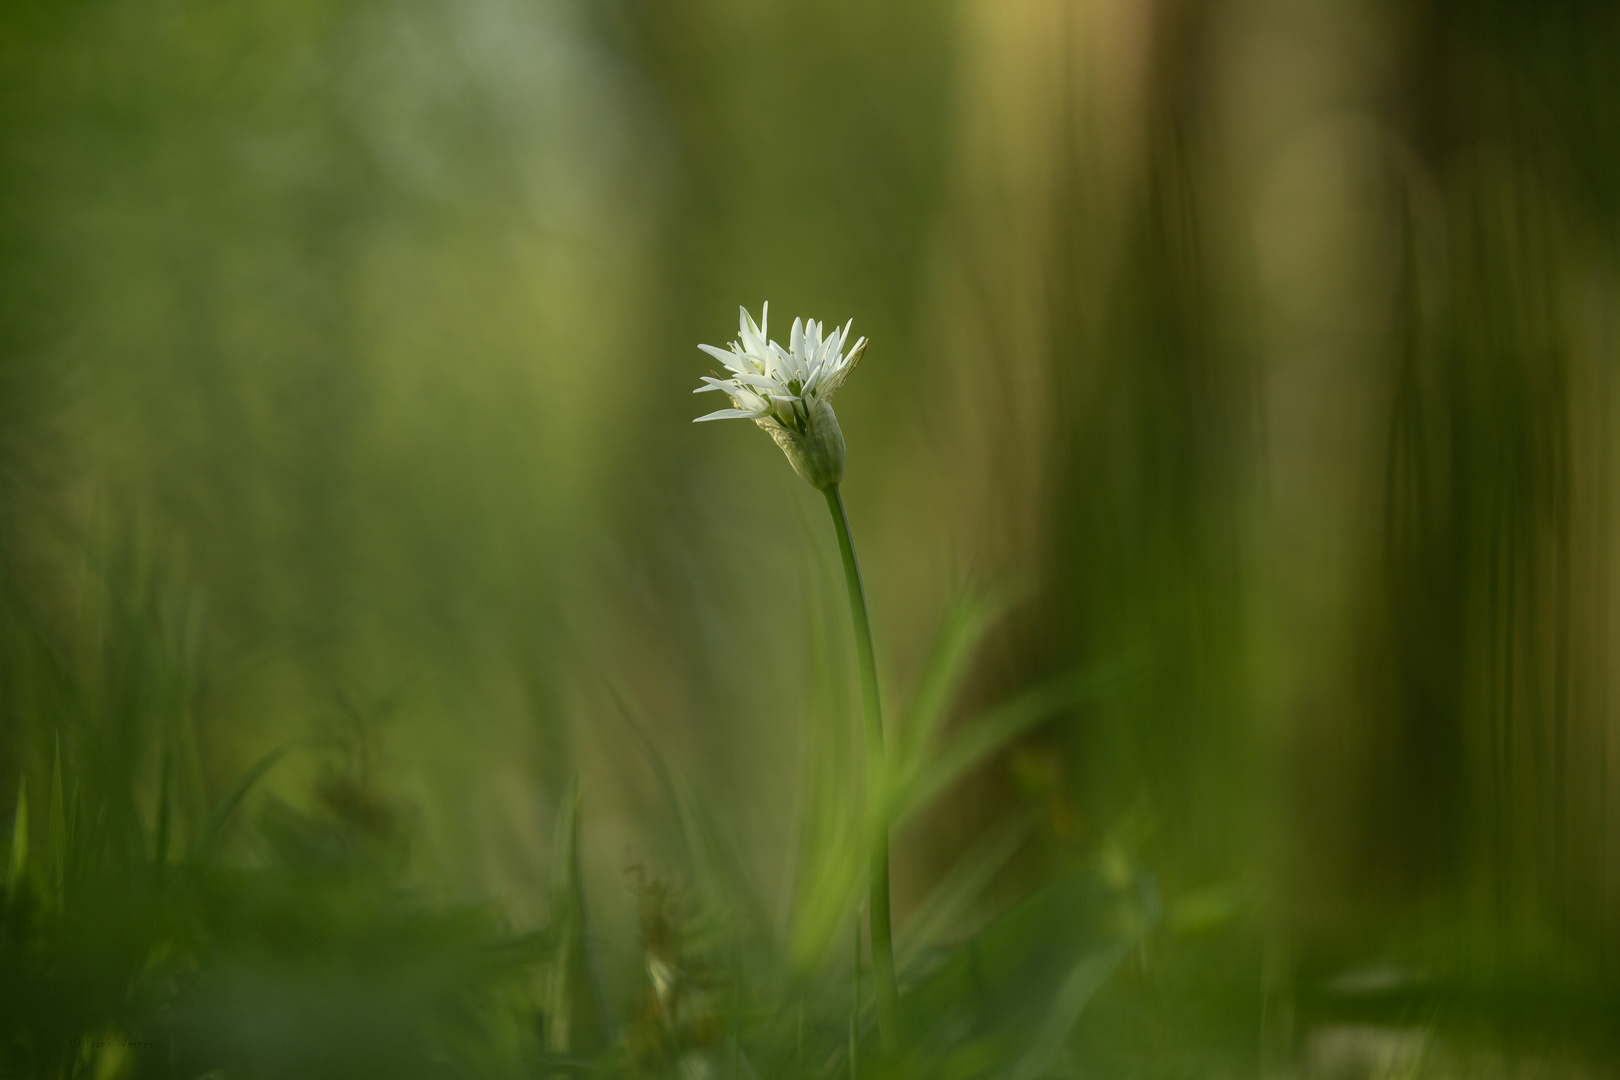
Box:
[693,303,867,489]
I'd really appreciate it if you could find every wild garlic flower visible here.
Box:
[693,303,867,489]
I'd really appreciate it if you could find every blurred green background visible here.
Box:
[3,0,1619,1076]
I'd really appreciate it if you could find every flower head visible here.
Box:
[694,303,867,489]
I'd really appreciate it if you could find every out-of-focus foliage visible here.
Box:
[3,0,1620,1075]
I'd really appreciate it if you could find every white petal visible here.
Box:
[777,348,804,384]
[694,407,756,422]
[822,337,865,396]
[698,343,739,366]
[740,306,769,357]
[730,371,787,394]
[814,334,835,368]
[700,375,770,403]
[696,379,760,413]
[765,343,799,384]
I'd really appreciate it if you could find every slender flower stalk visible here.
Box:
[826,483,901,1052]
[694,305,900,1051]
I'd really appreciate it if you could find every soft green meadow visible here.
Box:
[4,0,1620,1077]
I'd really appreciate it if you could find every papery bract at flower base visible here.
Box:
[764,396,845,489]
[693,303,866,490]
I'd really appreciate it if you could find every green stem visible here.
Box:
[824,483,900,1053]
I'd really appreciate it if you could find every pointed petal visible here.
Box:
[729,371,787,394]
[694,407,756,423]
[745,305,775,355]
[698,374,770,402]
[823,337,866,397]
[698,343,739,366]
[814,333,835,367]
[784,348,810,386]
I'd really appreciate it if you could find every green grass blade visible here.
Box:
[1005,940,1132,1080]
[850,914,861,1080]
[896,809,1038,965]
[892,588,1014,780]
[785,581,865,975]
[50,735,67,909]
[6,778,27,898]
[546,778,612,1055]
[187,744,289,863]
[153,730,173,874]
[892,658,1136,828]
[608,683,776,953]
